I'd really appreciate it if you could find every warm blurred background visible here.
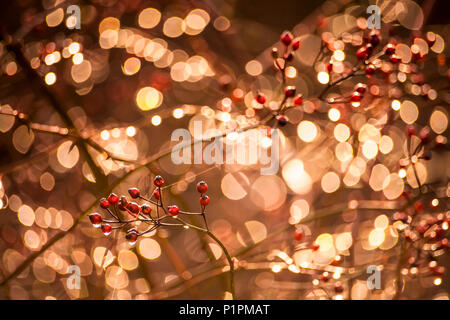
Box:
[0,0,449,299]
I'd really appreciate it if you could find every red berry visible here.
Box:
[334,282,344,293]
[419,127,431,144]
[365,65,375,76]
[101,224,112,236]
[432,266,445,276]
[406,125,416,137]
[365,43,374,56]
[200,195,210,206]
[385,43,395,55]
[118,196,128,211]
[153,189,161,200]
[89,213,102,228]
[284,86,296,97]
[326,62,333,72]
[355,83,367,94]
[414,202,424,212]
[440,238,449,249]
[412,52,423,61]
[293,95,303,106]
[369,31,380,46]
[154,175,164,187]
[294,230,304,241]
[277,115,288,127]
[291,39,301,51]
[389,54,400,64]
[284,52,294,62]
[127,202,140,214]
[128,187,140,199]
[100,198,110,209]
[107,193,119,204]
[350,92,362,102]
[256,93,266,104]
[331,255,342,266]
[168,205,179,216]
[126,229,138,244]
[280,31,293,46]
[141,204,152,215]
[197,181,208,194]
[311,242,320,251]
[356,47,367,60]
[321,272,330,282]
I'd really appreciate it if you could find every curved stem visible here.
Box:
[175,216,235,299]
[205,230,235,299]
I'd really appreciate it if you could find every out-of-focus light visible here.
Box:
[362,140,378,159]
[334,124,350,142]
[45,53,55,65]
[317,71,329,84]
[173,108,184,119]
[111,128,121,138]
[434,277,442,286]
[136,87,163,111]
[5,61,17,76]
[431,198,439,207]
[443,222,449,231]
[138,8,161,29]
[271,264,282,273]
[285,66,297,78]
[163,17,185,38]
[72,52,84,65]
[398,168,406,178]
[101,130,110,140]
[245,60,262,76]
[126,126,136,137]
[213,16,230,31]
[123,57,141,76]
[45,72,56,85]
[328,108,340,121]
[68,42,80,55]
[46,8,64,27]
[151,115,162,126]
[391,99,401,110]
[333,50,345,61]
[297,121,317,142]
[369,229,385,247]
[374,214,389,230]
[261,136,272,149]
[351,100,360,108]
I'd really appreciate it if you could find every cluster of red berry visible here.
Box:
[254,31,306,128]
[294,227,345,294]
[399,124,446,172]
[393,197,449,283]
[88,176,211,245]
